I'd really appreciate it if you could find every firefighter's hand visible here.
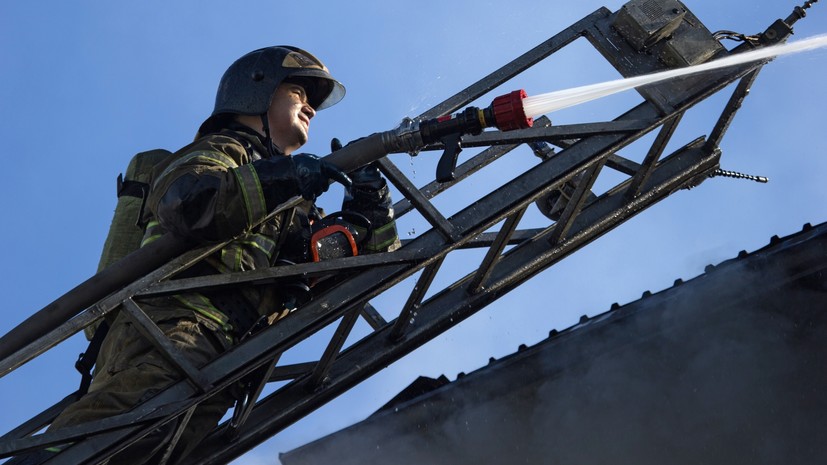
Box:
[292,153,352,200]
[350,163,385,190]
[330,137,385,191]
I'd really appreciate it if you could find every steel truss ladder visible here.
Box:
[0,1,802,463]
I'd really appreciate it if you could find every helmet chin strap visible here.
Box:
[260,113,282,157]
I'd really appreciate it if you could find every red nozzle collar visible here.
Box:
[491,89,533,131]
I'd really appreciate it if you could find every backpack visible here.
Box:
[82,149,172,340]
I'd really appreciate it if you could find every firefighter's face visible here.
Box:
[267,82,316,155]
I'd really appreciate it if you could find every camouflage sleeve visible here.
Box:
[145,135,270,242]
[342,163,400,253]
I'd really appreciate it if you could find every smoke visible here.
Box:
[281,227,827,464]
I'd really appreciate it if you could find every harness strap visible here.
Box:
[117,173,152,228]
[75,320,110,396]
[117,174,149,199]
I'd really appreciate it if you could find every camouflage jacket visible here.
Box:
[139,126,398,336]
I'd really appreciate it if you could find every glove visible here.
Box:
[349,163,385,190]
[252,154,352,208]
[331,138,399,253]
[332,139,391,215]
[331,136,389,209]
[293,153,352,200]
[331,137,385,191]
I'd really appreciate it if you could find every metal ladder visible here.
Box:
[0,1,806,463]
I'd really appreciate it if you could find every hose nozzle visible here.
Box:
[417,89,534,182]
[419,89,533,145]
[325,90,535,183]
[489,89,533,131]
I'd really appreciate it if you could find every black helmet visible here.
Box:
[199,46,345,135]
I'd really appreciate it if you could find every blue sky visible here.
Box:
[1,2,825,464]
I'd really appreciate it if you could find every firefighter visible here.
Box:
[41,46,399,464]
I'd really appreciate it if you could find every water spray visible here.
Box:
[328,30,826,184]
[521,33,827,119]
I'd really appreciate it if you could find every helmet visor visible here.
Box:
[281,49,345,110]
